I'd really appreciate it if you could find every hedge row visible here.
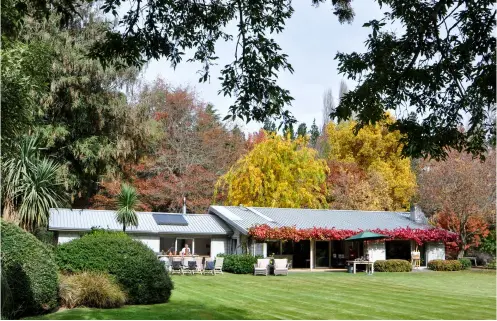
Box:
[428,259,463,271]
[373,259,412,272]
[217,254,263,274]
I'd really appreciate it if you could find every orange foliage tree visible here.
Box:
[418,150,496,257]
[90,79,247,213]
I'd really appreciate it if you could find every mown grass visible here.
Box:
[32,270,496,320]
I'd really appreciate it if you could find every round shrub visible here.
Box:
[59,272,126,309]
[458,258,472,270]
[217,254,263,274]
[1,219,58,319]
[373,259,412,272]
[55,230,173,305]
[428,259,463,271]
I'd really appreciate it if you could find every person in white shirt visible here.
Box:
[181,244,191,256]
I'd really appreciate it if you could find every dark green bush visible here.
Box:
[428,259,463,271]
[217,254,263,274]
[1,219,58,319]
[56,230,173,305]
[458,258,472,270]
[373,259,412,272]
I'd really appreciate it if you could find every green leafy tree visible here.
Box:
[116,184,139,232]
[335,0,495,160]
[263,118,277,134]
[2,136,68,231]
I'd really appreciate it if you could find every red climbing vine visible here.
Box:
[248,224,458,245]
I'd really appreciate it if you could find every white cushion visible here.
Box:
[257,259,270,268]
[274,259,287,269]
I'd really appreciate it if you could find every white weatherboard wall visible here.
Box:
[132,234,160,253]
[58,232,82,244]
[211,238,227,259]
[426,242,445,262]
[366,241,386,262]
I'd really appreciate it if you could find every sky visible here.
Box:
[138,1,387,134]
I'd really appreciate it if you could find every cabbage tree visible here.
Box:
[116,184,139,232]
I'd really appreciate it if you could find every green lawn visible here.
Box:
[33,270,496,320]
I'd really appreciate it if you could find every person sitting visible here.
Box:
[181,244,191,256]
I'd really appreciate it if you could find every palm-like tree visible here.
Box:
[2,136,67,231]
[116,183,139,232]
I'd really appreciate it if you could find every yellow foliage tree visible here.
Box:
[325,115,416,211]
[215,133,328,208]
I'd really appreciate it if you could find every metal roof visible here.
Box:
[208,206,431,234]
[48,208,232,235]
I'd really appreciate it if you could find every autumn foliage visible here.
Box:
[248,224,457,245]
[215,133,329,208]
[325,115,416,211]
[418,150,495,257]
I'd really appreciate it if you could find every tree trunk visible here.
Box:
[123,224,126,232]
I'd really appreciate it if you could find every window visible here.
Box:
[266,241,280,256]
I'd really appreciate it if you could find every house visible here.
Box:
[48,205,449,268]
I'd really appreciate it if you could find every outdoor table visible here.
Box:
[346,260,374,274]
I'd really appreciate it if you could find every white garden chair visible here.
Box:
[254,258,270,276]
[273,259,289,276]
[214,257,224,275]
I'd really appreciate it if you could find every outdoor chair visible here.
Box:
[274,258,289,276]
[214,257,224,275]
[171,260,183,275]
[204,260,215,275]
[254,258,270,276]
[182,257,191,269]
[186,260,197,275]
[160,257,172,272]
[195,257,204,274]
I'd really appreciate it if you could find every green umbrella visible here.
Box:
[345,231,389,241]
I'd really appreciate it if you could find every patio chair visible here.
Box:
[254,258,270,276]
[186,260,197,275]
[274,259,289,276]
[171,260,183,275]
[182,257,191,269]
[195,257,204,274]
[214,257,224,275]
[204,260,215,275]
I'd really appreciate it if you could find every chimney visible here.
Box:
[410,204,427,224]
[182,197,186,215]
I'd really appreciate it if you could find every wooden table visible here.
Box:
[346,260,374,274]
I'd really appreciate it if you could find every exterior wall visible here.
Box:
[132,234,160,253]
[58,232,82,244]
[366,241,386,262]
[426,242,445,262]
[252,242,266,257]
[210,238,227,259]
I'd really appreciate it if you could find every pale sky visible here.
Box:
[139,1,388,133]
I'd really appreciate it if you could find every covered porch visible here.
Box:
[158,235,230,260]
[256,239,443,270]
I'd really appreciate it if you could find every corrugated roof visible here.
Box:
[49,208,232,235]
[208,206,431,233]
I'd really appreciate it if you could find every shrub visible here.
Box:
[217,254,263,274]
[428,259,463,271]
[458,258,472,270]
[1,219,58,319]
[56,230,173,305]
[373,259,412,272]
[59,272,126,309]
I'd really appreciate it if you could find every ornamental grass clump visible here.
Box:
[59,272,126,309]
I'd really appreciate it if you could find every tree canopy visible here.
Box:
[4,0,493,159]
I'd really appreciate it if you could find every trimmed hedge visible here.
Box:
[458,258,472,270]
[428,259,463,271]
[217,254,263,274]
[373,259,412,272]
[56,230,173,305]
[59,272,126,309]
[1,220,58,319]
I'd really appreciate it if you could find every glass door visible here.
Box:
[316,241,330,268]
